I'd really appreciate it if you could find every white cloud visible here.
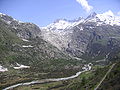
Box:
[117,11,120,16]
[76,0,93,13]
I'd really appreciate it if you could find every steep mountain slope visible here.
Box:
[41,10,120,61]
[41,18,84,50]
[69,11,120,61]
[0,14,86,88]
[0,17,70,65]
[69,22,120,60]
[0,13,41,39]
[98,62,120,90]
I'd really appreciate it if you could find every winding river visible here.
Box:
[3,63,92,90]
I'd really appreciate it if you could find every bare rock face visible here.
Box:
[40,11,120,60]
[1,11,120,61]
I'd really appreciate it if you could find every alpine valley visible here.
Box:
[0,10,120,90]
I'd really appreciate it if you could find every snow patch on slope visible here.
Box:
[0,65,8,72]
[13,63,30,69]
[41,18,84,50]
[22,45,33,48]
[0,13,6,16]
[41,28,71,50]
[22,39,29,42]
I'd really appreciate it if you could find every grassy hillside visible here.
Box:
[98,62,120,90]
[14,61,120,90]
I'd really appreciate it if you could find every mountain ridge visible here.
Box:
[1,10,120,62]
[38,10,120,61]
[1,10,120,89]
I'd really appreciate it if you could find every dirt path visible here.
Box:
[94,63,116,90]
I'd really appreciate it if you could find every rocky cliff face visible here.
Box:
[65,22,120,61]
[40,10,120,61]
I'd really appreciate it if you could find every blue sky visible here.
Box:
[0,0,120,26]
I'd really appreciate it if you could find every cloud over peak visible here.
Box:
[76,0,93,13]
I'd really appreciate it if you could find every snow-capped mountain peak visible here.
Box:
[0,13,6,16]
[50,19,72,30]
[86,12,97,19]
[96,10,115,21]
[86,10,120,26]
[96,10,120,26]
[42,18,84,30]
